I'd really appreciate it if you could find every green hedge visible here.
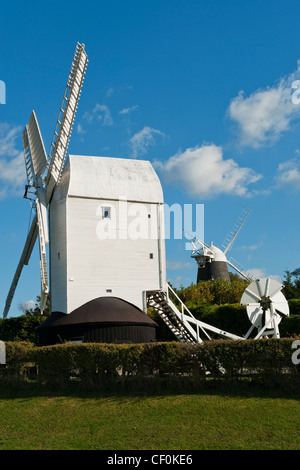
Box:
[0,341,36,382]
[0,339,299,391]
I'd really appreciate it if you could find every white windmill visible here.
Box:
[3,42,166,346]
[240,277,290,339]
[2,45,289,345]
[185,208,253,283]
[3,43,88,319]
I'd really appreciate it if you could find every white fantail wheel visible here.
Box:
[240,278,289,339]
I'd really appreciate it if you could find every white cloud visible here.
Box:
[105,87,114,98]
[21,299,36,312]
[246,267,282,283]
[83,104,113,126]
[105,85,133,98]
[129,126,165,158]
[167,275,193,288]
[157,144,261,198]
[0,123,25,200]
[167,260,194,270]
[77,123,85,135]
[239,239,264,251]
[275,158,300,190]
[228,61,300,147]
[119,105,139,115]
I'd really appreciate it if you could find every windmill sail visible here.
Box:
[22,111,48,184]
[2,42,88,318]
[46,42,88,201]
[3,218,38,319]
[35,193,49,312]
[221,208,251,255]
[227,257,253,282]
[3,111,49,318]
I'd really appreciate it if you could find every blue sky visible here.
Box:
[1,0,300,316]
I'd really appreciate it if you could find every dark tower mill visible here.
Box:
[186,208,253,283]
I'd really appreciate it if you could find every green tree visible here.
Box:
[0,295,51,345]
[175,276,249,305]
[283,270,300,299]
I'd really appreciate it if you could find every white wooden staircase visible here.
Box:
[146,283,243,343]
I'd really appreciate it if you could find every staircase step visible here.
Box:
[147,290,200,343]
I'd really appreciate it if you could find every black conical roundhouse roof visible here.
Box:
[38,297,157,329]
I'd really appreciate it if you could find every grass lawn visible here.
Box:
[0,387,299,450]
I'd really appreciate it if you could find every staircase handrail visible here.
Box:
[166,283,243,341]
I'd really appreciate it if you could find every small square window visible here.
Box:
[102,207,111,219]
[149,253,154,259]
[106,289,112,293]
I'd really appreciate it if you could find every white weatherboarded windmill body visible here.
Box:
[3,43,289,345]
[50,154,166,314]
